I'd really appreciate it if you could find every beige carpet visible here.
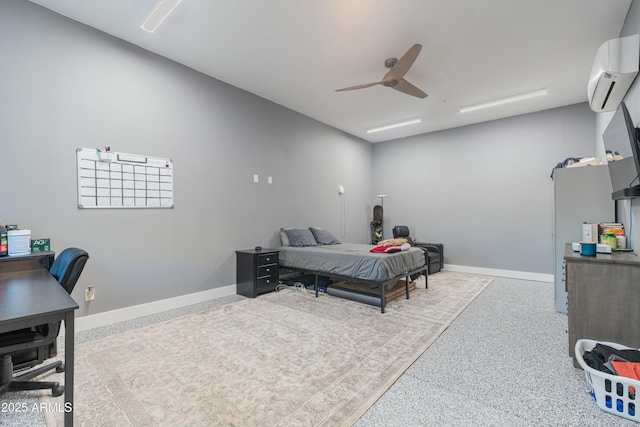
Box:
[43,272,492,426]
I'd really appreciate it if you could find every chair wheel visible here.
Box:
[56,364,65,373]
[52,385,64,397]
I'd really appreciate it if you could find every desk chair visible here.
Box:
[0,247,88,397]
[392,225,443,274]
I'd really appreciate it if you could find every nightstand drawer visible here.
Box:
[257,275,277,290]
[257,264,277,278]
[257,253,277,266]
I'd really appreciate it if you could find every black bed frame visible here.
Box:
[283,265,428,313]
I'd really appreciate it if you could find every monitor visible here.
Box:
[602,102,640,197]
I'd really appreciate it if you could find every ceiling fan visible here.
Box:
[335,44,427,99]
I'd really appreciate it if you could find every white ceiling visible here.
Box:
[29,0,632,143]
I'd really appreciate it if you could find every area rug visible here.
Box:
[43,272,492,426]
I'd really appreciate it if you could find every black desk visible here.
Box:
[0,268,79,426]
[0,251,55,272]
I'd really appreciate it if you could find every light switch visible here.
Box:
[268,176,273,184]
[253,174,259,183]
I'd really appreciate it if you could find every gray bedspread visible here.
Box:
[278,243,425,284]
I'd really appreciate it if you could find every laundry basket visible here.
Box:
[575,339,640,422]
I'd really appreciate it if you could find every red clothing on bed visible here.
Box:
[370,246,402,253]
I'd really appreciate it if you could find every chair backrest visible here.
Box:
[49,247,89,294]
[392,225,414,246]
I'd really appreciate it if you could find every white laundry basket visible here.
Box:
[575,339,640,422]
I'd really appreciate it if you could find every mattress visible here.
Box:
[278,243,425,284]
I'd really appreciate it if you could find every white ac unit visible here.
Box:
[587,34,640,112]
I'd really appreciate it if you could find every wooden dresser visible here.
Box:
[565,244,640,364]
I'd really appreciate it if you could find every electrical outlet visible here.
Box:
[85,286,95,301]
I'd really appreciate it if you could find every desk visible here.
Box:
[0,251,55,272]
[0,268,79,426]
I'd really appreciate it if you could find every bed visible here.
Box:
[278,242,427,313]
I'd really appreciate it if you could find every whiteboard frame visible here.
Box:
[76,148,174,209]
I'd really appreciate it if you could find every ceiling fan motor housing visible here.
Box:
[384,57,398,69]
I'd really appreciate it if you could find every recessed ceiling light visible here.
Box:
[366,119,422,134]
[460,89,548,113]
[141,0,183,33]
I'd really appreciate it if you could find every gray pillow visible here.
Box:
[309,227,341,245]
[280,228,292,246]
[283,228,318,247]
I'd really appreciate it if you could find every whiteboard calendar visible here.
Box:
[76,148,174,209]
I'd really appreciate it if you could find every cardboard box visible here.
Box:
[582,223,598,243]
[31,238,51,252]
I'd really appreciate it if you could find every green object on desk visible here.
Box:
[31,238,51,252]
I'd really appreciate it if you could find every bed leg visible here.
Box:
[315,273,319,298]
[380,284,385,313]
[405,276,410,299]
[425,269,428,289]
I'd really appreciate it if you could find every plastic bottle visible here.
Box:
[0,222,7,257]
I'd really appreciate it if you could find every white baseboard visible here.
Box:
[443,264,553,283]
[71,284,237,333]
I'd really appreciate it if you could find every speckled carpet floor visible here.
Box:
[38,272,490,426]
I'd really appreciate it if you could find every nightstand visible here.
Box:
[235,249,279,297]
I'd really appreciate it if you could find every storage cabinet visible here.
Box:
[565,244,640,365]
[235,249,279,298]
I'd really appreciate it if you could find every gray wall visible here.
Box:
[372,103,596,274]
[0,0,604,320]
[0,0,373,316]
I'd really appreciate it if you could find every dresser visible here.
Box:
[235,249,279,298]
[565,244,640,365]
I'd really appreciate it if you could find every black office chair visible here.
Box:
[392,226,443,274]
[0,247,89,397]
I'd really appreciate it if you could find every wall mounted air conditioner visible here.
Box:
[587,34,640,112]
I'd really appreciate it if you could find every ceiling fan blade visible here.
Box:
[335,81,380,92]
[393,78,428,99]
[385,44,422,81]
